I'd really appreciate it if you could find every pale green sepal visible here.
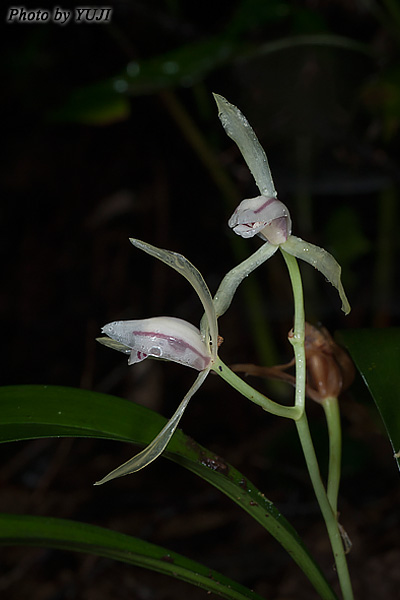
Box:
[212,242,278,320]
[282,235,351,315]
[213,93,276,198]
[129,238,217,358]
[96,337,131,354]
[94,369,210,485]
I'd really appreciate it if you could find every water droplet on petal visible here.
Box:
[149,346,163,357]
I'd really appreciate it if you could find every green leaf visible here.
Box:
[0,385,337,600]
[0,513,263,600]
[337,328,400,471]
[225,0,289,38]
[52,36,236,125]
[50,81,131,125]
[51,30,368,126]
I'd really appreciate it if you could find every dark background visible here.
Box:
[1,1,399,598]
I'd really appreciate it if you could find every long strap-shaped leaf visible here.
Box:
[0,385,337,600]
[0,513,264,600]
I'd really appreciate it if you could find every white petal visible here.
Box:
[102,316,211,371]
[129,238,217,359]
[213,94,277,197]
[282,235,351,315]
[229,196,292,243]
[231,222,266,238]
[94,369,210,484]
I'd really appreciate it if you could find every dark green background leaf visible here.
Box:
[0,513,265,600]
[0,385,336,600]
[337,328,400,471]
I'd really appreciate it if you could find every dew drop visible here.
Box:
[149,346,163,357]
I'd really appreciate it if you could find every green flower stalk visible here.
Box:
[95,92,354,599]
[214,93,354,600]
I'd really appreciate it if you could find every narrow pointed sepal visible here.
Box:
[129,238,217,358]
[94,370,210,485]
[212,242,278,319]
[213,94,276,197]
[96,337,131,355]
[282,235,351,315]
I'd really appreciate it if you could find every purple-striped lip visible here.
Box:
[132,329,210,365]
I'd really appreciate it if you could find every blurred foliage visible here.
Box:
[337,328,400,471]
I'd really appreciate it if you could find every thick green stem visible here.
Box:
[322,396,342,517]
[296,415,354,600]
[281,249,353,599]
[212,356,302,420]
[280,249,306,411]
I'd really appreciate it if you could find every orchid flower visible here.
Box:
[214,94,350,315]
[95,238,218,485]
[99,317,211,371]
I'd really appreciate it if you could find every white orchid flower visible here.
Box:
[99,317,211,371]
[214,94,350,315]
[228,195,292,244]
[95,239,217,485]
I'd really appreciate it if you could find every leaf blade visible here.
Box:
[0,385,336,600]
[0,513,264,600]
[337,328,400,470]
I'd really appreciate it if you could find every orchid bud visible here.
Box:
[302,323,355,402]
[228,195,292,245]
[100,316,211,371]
[231,323,355,404]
